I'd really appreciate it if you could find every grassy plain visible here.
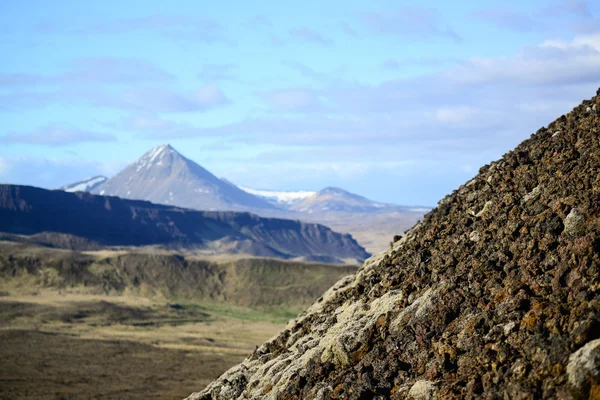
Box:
[0,292,288,399]
[0,243,355,399]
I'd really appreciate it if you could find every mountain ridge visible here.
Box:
[288,186,428,214]
[0,184,369,264]
[57,147,431,253]
[59,148,427,215]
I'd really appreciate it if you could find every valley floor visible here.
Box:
[0,291,291,399]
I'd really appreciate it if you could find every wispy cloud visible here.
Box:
[289,27,333,46]
[561,0,593,17]
[472,1,595,33]
[198,64,238,82]
[471,8,540,33]
[341,23,359,38]
[0,157,9,177]
[0,57,174,87]
[382,57,457,70]
[0,84,231,113]
[262,88,325,112]
[267,33,285,46]
[105,85,231,112]
[250,14,272,28]
[0,156,124,187]
[445,35,600,85]
[361,6,461,42]
[2,124,117,146]
[131,33,600,161]
[35,15,228,43]
[284,61,324,79]
[119,114,178,132]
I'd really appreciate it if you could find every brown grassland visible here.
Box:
[0,242,356,399]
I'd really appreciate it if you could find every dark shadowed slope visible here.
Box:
[0,185,369,264]
[188,91,600,399]
[91,144,276,211]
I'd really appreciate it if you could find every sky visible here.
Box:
[1,0,600,206]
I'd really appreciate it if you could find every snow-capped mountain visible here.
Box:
[59,176,107,193]
[238,185,430,214]
[89,144,276,211]
[288,187,426,214]
[59,150,431,254]
[239,187,316,206]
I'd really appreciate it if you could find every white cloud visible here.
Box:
[446,33,600,86]
[2,124,116,146]
[433,106,478,125]
[542,32,600,50]
[0,157,9,177]
[0,157,116,188]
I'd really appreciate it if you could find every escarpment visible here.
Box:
[187,89,600,399]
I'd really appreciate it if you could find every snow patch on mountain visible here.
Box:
[60,176,107,193]
[239,187,316,205]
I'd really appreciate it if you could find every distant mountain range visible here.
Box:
[0,184,369,264]
[239,186,430,214]
[56,144,430,253]
[60,144,428,215]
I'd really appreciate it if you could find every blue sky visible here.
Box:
[1,0,600,206]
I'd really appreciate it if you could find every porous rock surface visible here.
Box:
[187,91,600,399]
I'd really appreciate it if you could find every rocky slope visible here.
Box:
[91,144,275,211]
[187,91,600,399]
[0,185,369,264]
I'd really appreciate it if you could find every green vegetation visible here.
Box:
[193,302,302,324]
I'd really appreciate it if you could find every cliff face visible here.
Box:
[188,91,600,399]
[0,185,369,264]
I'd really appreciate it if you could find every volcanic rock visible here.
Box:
[186,90,600,399]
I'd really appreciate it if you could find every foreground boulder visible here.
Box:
[187,90,600,399]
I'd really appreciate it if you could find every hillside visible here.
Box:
[0,185,369,264]
[91,144,276,211]
[188,91,600,398]
[0,241,358,399]
[0,242,357,308]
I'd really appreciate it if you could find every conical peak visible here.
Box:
[149,143,174,154]
[134,144,183,172]
[145,144,181,159]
